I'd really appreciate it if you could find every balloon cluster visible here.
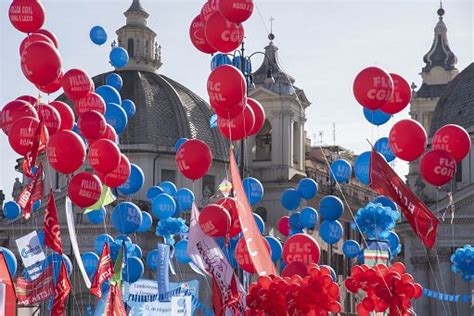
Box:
[246,264,342,315]
[318,195,344,244]
[351,201,400,240]
[345,263,423,316]
[149,180,195,220]
[450,245,474,282]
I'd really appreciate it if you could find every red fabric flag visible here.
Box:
[16,266,54,306]
[17,164,44,219]
[370,151,439,248]
[51,261,71,316]
[104,284,127,316]
[43,190,63,255]
[229,151,278,276]
[90,243,114,299]
[0,251,17,316]
[22,120,47,178]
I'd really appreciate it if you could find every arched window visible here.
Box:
[128,38,135,58]
[293,122,301,165]
[255,120,272,161]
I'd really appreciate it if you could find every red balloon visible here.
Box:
[16,95,37,106]
[68,172,102,208]
[19,33,54,56]
[390,262,406,275]
[36,29,59,48]
[353,67,393,110]
[49,101,75,131]
[217,104,254,141]
[211,98,245,119]
[235,236,270,273]
[46,130,86,174]
[62,69,94,101]
[247,98,265,136]
[88,139,121,175]
[379,73,411,114]
[36,71,63,94]
[102,124,118,143]
[0,100,38,135]
[98,154,130,188]
[420,149,456,186]
[9,0,45,33]
[218,0,254,24]
[432,124,471,162]
[205,12,244,53]
[77,110,106,141]
[8,117,48,155]
[200,0,219,22]
[356,303,370,316]
[38,103,61,135]
[282,233,320,265]
[75,92,106,116]
[216,197,241,237]
[176,139,213,180]
[389,119,427,161]
[277,216,290,236]
[362,298,376,311]
[413,283,423,299]
[208,65,246,110]
[189,15,216,54]
[21,41,62,87]
[281,261,309,278]
[198,204,231,237]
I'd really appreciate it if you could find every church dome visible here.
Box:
[430,63,474,136]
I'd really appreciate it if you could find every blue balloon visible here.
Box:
[32,199,42,212]
[330,159,352,183]
[131,244,143,258]
[175,188,195,212]
[363,108,391,126]
[373,195,398,212]
[243,177,264,205]
[87,207,106,224]
[94,234,114,254]
[319,220,343,245]
[342,240,361,258]
[232,56,252,74]
[81,252,99,278]
[281,188,301,210]
[354,151,371,185]
[122,256,144,283]
[89,25,108,45]
[0,248,17,277]
[320,265,337,281]
[175,240,192,264]
[319,195,344,221]
[147,186,164,200]
[265,236,282,262]
[288,212,303,230]
[386,231,400,254]
[300,207,318,229]
[3,201,20,220]
[211,53,232,70]
[253,213,265,234]
[109,47,129,68]
[297,178,318,200]
[96,85,121,105]
[137,211,152,233]
[146,249,159,271]
[43,253,73,282]
[160,181,177,196]
[152,193,176,220]
[115,234,132,243]
[121,99,136,118]
[111,202,142,234]
[374,137,396,162]
[118,164,144,195]
[105,102,128,134]
[38,229,45,246]
[174,138,188,152]
[105,73,123,90]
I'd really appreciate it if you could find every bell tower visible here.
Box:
[116,0,162,73]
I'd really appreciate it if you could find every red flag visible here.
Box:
[370,151,439,248]
[0,251,17,316]
[43,190,63,254]
[17,164,44,219]
[16,265,54,306]
[90,243,114,299]
[229,151,278,276]
[22,120,47,178]
[104,284,127,316]
[51,261,71,316]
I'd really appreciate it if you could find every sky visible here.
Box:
[0,0,472,199]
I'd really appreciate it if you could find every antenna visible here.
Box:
[318,131,324,144]
[332,122,336,146]
[269,16,275,34]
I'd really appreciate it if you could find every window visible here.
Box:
[128,38,135,58]
[293,122,300,164]
[255,120,272,161]
[321,250,328,265]
[161,169,176,183]
[456,162,462,182]
[202,175,215,205]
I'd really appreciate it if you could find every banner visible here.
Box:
[370,151,439,248]
[17,163,43,219]
[423,288,472,303]
[90,243,113,299]
[15,231,46,280]
[229,151,278,276]
[156,243,170,296]
[16,266,54,306]
[0,252,16,315]
[43,190,63,255]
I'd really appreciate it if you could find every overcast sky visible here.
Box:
[0,0,472,198]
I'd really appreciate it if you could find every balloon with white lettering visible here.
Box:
[146,249,159,271]
[0,99,38,135]
[152,193,176,220]
[216,197,241,237]
[234,236,270,273]
[363,107,391,126]
[19,32,53,56]
[299,207,318,229]
[8,117,47,155]
[217,104,254,140]
[420,149,457,186]
[297,178,318,200]
[204,12,244,53]
[389,119,427,162]
[88,139,121,175]
[105,103,128,134]
[68,172,102,208]
[62,69,94,101]
[189,14,216,54]
[38,103,61,135]
[330,159,352,183]
[175,188,195,212]
[282,233,320,265]
[9,0,45,33]
[288,212,303,231]
[198,204,231,237]
[342,240,361,258]
[176,139,213,180]
[353,66,393,110]
[75,92,106,115]
[77,110,107,141]
[46,130,86,174]
[432,124,471,162]
[242,177,264,205]
[353,151,371,185]
[319,220,343,245]
[118,164,145,195]
[374,137,396,162]
[218,0,254,24]
[111,202,143,234]
[98,153,131,188]
[90,25,108,46]
[379,73,411,115]
[281,188,301,211]
[207,65,246,112]
[50,101,75,131]
[21,42,62,87]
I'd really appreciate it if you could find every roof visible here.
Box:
[125,0,148,16]
[56,70,228,161]
[429,63,474,136]
[415,83,448,99]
